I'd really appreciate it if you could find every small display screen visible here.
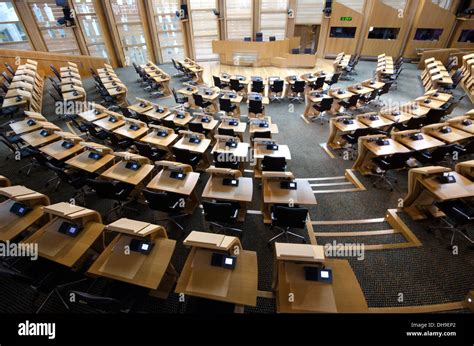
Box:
[223,178,239,186]
[229,120,238,126]
[157,130,168,137]
[10,202,31,217]
[39,130,50,137]
[88,152,102,160]
[376,139,389,146]
[281,181,297,190]
[176,113,185,119]
[189,136,201,144]
[109,116,117,123]
[61,141,74,149]
[129,123,139,131]
[266,144,278,151]
[125,161,140,170]
[226,140,238,148]
[27,119,36,126]
[58,222,82,237]
[440,127,452,134]
[201,117,210,123]
[259,122,269,128]
[170,171,186,180]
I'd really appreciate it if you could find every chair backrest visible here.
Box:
[431,144,461,162]
[213,151,238,169]
[86,179,118,199]
[230,79,241,90]
[171,88,180,103]
[50,64,61,80]
[192,93,205,107]
[319,97,334,110]
[261,155,286,172]
[134,141,154,159]
[347,94,360,107]
[172,147,202,165]
[0,81,9,93]
[292,80,306,92]
[202,201,237,223]
[251,80,264,92]
[68,290,123,313]
[219,97,233,111]
[161,119,176,129]
[378,82,392,95]
[272,206,308,229]
[312,77,326,89]
[271,80,284,92]
[213,76,222,88]
[385,152,412,169]
[142,189,182,213]
[269,36,276,42]
[329,73,340,85]
[425,108,447,124]
[252,131,272,140]
[217,127,235,136]
[188,122,205,133]
[1,71,12,83]
[249,99,263,113]
[403,116,427,130]
[304,48,312,54]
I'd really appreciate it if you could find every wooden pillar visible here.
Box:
[355,0,373,56]
[93,0,120,67]
[14,0,47,52]
[287,0,296,38]
[138,0,157,63]
[397,0,419,59]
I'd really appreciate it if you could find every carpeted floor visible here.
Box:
[0,60,473,313]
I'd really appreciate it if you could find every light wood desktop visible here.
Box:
[175,231,258,307]
[87,218,176,294]
[65,143,115,174]
[101,154,154,186]
[262,172,316,224]
[422,124,472,144]
[392,131,445,151]
[22,203,104,268]
[0,185,50,241]
[20,129,61,148]
[140,126,179,151]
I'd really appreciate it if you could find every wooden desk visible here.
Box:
[128,102,154,115]
[87,233,176,291]
[66,151,115,174]
[101,161,155,186]
[395,132,445,151]
[173,137,211,154]
[327,117,367,149]
[40,140,83,161]
[358,114,393,128]
[146,169,200,196]
[365,138,410,156]
[424,126,472,144]
[164,113,192,127]
[262,175,316,224]
[93,117,126,131]
[380,109,413,123]
[447,116,474,134]
[22,203,103,268]
[78,109,107,123]
[140,130,178,150]
[9,119,42,134]
[114,124,148,140]
[249,122,279,134]
[143,106,171,121]
[176,246,258,306]
[403,167,474,219]
[20,130,60,148]
[0,186,50,241]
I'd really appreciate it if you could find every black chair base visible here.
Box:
[372,172,397,191]
[209,221,242,237]
[268,226,306,244]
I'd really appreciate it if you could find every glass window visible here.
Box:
[109,0,148,65]
[457,29,474,43]
[190,0,219,61]
[413,28,443,41]
[151,0,185,62]
[368,27,400,40]
[72,0,110,60]
[330,27,357,38]
[260,0,288,41]
[28,0,81,54]
[0,1,32,50]
[225,0,252,40]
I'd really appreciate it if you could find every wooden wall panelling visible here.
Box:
[93,0,120,67]
[449,18,474,49]
[0,49,107,77]
[360,0,412,57]
[324,0,365,57]
[402,0,460,59]
[287,0,297,38]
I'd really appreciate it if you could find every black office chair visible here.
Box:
[86,179,135,220]
[269,36,276,42]
[326,73,340,89]
[251,80,264,93]
[202,201,242,236]
[256,32,263,42]
[269,79,284,102]
[289,80,306,103]
[172,88,188,109]
[104,130,133,150]
[251,130,272,144]
[217,127,236,137]
[213,151,239,169]
[0,138,33,167]
[312,97,334,124]
[67,290,133,313]
[189,122,209,137]
[425,108,448,125]
[213,75,228,89]
[230,79,245,93]
[338,94,361,116]
[248,99,264,116]
[268,206,308,244]
[142,189,187,232]
[459,138,474,157]
[44,162,90,204]
[374,82,393,106]
[134,141,167,162]
[192,94,213,113]
[261,156,287,172]
[49,65,61,81]
[310,77,326,92]
[394,116,427,131]
[161,118,184,134]
[172,147,203,169]
[429,200,474,249]
[171,59,185,78]
[371,152,413,191]
[1,81,10,94]
[441,69,463,92]
[1,71,12,84]
[219,98,237,115]
[341,127,378,160]
[83,123,109,141]
[415,144,464,165]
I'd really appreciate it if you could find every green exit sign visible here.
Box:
[340,16,352,21]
